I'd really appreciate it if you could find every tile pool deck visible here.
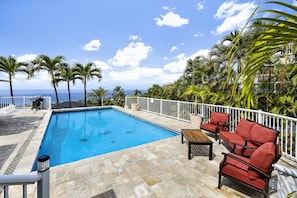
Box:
[0,106,295,198]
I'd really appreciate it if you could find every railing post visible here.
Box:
[177,101,180,120]
[4,186,8,197]
[160,99,162,116]
[48,97,52,110]
[137,97,139,108]
[37,155,50,198]
[201,103,205,118]
[147,98,149,112]
[226,106,230,114]
[258,110,263,124]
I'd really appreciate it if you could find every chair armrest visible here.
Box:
[245,138,265,146]
[230,141,256,156]
[223,153,271,179]
[216,121,229,132]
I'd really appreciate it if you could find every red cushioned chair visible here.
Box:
[218,142,281,198]
[200,112,230,141]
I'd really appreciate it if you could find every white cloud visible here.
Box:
[129,35,140,41]
[163,49,210,74]
[12,70,51,88]
[197,2,205,10]
[155,11,189,27]
[93,60,112,71]
[17,53,38,62]
[213,1,256,35]
[170,46,177,52]
[108,42,152,67]
[194,32,203,38]
[190,49,210,59]
[108,67,163,81]
[293,0,297,6]
[83,39,101,51]
[158,73,182,84]
[163,54,188,73]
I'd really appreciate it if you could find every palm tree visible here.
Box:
[132,89,142,96]
[59,63,79,108]
[0,56,28,102]
[74,62,102,107]
[231,1,297,108]
[111,86,125,106]
[146,84,164,98]
[88,87,107,106]
[33,55,65,108]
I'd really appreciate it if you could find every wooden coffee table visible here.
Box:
[181,129,213,160]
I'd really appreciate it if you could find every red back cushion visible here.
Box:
[235,119,256,139]
[248,124,277,146]
[209,112,229,125]
[248,142,275,179]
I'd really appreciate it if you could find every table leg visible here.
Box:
[181,132,184,144]
[188,143,191,160]
[209,143,213,160]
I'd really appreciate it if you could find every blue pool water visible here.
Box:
[33,108,177,169]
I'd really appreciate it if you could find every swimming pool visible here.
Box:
[33,108,177,169]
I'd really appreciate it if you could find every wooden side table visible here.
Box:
[181,129,213,160]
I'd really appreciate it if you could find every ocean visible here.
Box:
[0,89,137,103]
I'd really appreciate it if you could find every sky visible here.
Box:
[0,0,295,91]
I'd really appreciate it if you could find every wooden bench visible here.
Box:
[181,129,213,160]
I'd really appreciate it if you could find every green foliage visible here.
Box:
[111,86,125,107]
[287,191,297,198]
[74,62,102,107]
[0,55,28,99]
[33,55,65,107]
[88,87,107,106]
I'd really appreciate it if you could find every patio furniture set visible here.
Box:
[181,111,282,198]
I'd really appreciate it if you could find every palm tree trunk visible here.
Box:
[67,82,72,108]
[84,79,87,107]
[9,76,14,104]
[54,84,59,108]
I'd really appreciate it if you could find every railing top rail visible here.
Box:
[127,96,297,122]
[0,174,41,185]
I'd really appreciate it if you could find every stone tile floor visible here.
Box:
[0,106,295,198]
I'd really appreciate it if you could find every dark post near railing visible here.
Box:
[37,155,50,198]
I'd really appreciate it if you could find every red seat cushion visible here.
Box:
[248,142,275,180]
[209,112,229,125]
[235,119,256,139]
[221,153,267,190]
[200,123,217,133]
[248,124,277,146]
[220,131,243,145]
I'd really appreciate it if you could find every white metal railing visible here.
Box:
[0,96,51,110]
[126,96,297,162]
[0,155,50,198]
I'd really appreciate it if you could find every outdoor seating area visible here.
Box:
[181,111,284,197]
[218,142,281,197]
[200,112,230,141]
[219,118,279,157]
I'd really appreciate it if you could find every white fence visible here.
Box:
[126,96,297,162]
[0,96,51,110]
